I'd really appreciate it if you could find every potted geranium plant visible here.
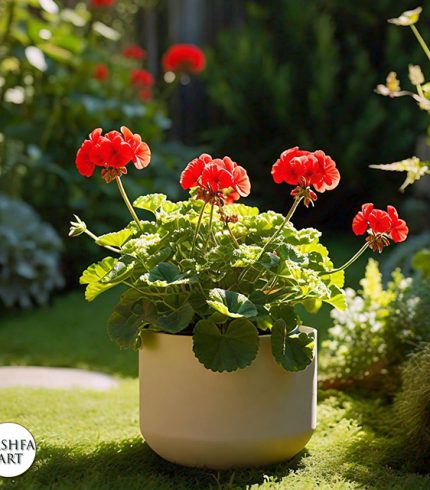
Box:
[70,128,408,469]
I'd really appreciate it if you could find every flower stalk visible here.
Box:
[260,195,303,256]
[410,25,430,62]
[320,242,369,277]
[191,202,207,255]
[115,176,142,231]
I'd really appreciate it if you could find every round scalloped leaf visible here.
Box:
[108,289,158,349]
[133,193,167,214]
[96,229,134,247]
[156,302,194,333]
[192,318,259,372]
[207,288,257,318]
[271,319,314,372]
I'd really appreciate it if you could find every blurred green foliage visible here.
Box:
[321,258,430,391]
[204,0,428,217]
[0,193,63,308]
[394,343,430,470]
[0,0,191,284]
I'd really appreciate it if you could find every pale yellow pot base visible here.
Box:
[139,328,317,470]
[145,431,314,469]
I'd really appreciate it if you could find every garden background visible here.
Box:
[1,0,430,488]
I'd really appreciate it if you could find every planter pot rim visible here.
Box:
[143,325,315,340]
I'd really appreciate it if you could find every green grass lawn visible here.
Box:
[0,385,428,489]
[1,237,423,489]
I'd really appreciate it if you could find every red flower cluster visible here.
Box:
[123,45,146,60]
[90,0,113,7]
[272,147,340,205]
[94,63,108,81]
[130,69,154,101]
[352,203,408,251]
[180,154,250,204]
[75,127,151,182]
[162,44,206,74]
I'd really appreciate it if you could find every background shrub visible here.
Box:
[204,0,429,225]
[321,259,430,390]
[394,343,430,468]
[0,194,63,308]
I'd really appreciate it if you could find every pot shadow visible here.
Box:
[6,437,310,490]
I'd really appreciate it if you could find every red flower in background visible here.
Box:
[139,88,152,101]
[90,0,113,7]
[180,154,250,204]
[130,69,154,88]
[162,44,206,74]
[123,45,146,60]
[75,127,151,182]
[352,203,408,251]
[94,64,108,81]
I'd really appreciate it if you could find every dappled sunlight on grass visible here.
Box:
[0,385,428,489]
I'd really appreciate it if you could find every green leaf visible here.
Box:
[96,229,133,247]
[302,298,322,314]
[271,320,314,371]
[80,257,134,302]
[108,289,157,349]
[99,259,135,284]
[143,262,192,287]
[259,252,281,271]
[133,194,166,213]
[146,247,172,269]
[412,249,430,277]
[156,303,194,333]
[207,288,258,318]
[80,257,117,284]
[325,285,346,311]
[269,304,298,327]
[192,318,259,372]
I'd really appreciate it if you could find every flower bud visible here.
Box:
[69,215,87,237]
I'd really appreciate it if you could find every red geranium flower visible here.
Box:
[352,203,374,235]
[311,150,341,193]
[271,147,340,206]
[352,203,408,251]
[387,205,409,242]
[123,45,146,60]
[94,64,108,81]
[120,126,151,170]
[271,147,312,185]
[180,154,250,204]
[75,127,151,182]
[162,44,206,74]
[130,69,154,88]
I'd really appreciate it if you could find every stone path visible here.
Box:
[0,366,119,391]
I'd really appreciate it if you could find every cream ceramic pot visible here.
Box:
[139,327,317,469]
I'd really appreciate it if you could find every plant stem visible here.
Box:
[83,229,121,254]
[239,196,303,282]
[320,242,369,276]
[260,196,303,256]
[115,176,142,231]
[203,204,215,254]
[225,221,239,248]
[191,202,207,255]
[411,25,430,62]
